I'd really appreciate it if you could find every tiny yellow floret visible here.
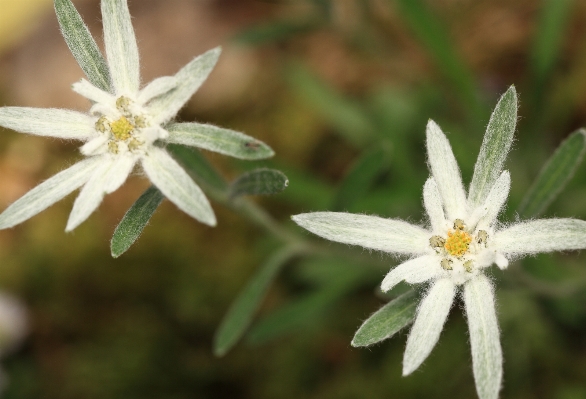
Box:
[110,117,134,141]
[444,229,471,257]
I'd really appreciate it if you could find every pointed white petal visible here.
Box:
[101,0,140,94]
[426,120,467,220]
[403,278,455,375]
[381,255,442,292]
[80,136,108,156]
[292,212,430,255]
[141,147,216,226]
[66,155,135,231]
[464,275,502,399]
[103,155,136,193]
[71,78,115,105]
[423,177,446,234]
[0,107,95,139]
[147,47,221,125]
[0,157,102,229]
[137,76,178,105]
[494,219,586,256]
[474,171,510,230]
[468,86,517,208]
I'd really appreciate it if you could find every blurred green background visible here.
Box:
[2,0,586,398]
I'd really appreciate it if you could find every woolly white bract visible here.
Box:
[292,86,586,399]
[0,0,273,232]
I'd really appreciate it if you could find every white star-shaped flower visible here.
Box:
[292,87,586,399]
[0,0,273,231]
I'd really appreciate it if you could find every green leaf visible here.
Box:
[519,129,586,217]
[168,145,228,193]
[395,0,479,117]
[268,162,335,209]
[233,18,323,45]
[213,247,297,356]
[287,64,375,146]
[294,256,380,286]
[247,265,372,344]
[351,289,418,347]
[468,86,518,208]
[110,186,164,258]
[54,0,112,92]
[229,169,288,198]
[531,0,574,91]
[333,148,388,211]
[166,122,274,160]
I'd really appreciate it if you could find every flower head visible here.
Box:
[0,0,273,231]
[292,86,586,399]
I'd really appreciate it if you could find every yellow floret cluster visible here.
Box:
[444,229,472,257]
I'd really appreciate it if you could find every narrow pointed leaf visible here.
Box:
[246,268,369,344]
[468,86,517,208]
[229,169,288,198]
[111,186,164,258]
[519,129,586,217]
[168,145,228,193]
[213,247,297,356]
[351,289,418,347]
[166,122,274,160]
[333,148,387,211]
[54,0,112,92]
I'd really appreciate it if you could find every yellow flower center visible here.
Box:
[444,229,471,257]
[110,116,134,140]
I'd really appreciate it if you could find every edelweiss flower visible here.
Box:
[0,0,273,231]
[292,87,586,399]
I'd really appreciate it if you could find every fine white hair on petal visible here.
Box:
[423,178,446,234]
[141,147,216,226]
[101,0,140,94]
[463,275,502,399]
[495,253,508,269]
[0,107,96,140]
[426,120,467,221]
[381,255,442,292]
[80,136,109,156]
[0,157,102,229]
[71,79,116,105]
[147,47,222,125]
[66,155,131,231]
[292,212,430,256]
[475,171,510,231]
[494,218,586,256]
[137,76,178,105]
[104,155,136,193]
[403,278,456,376]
